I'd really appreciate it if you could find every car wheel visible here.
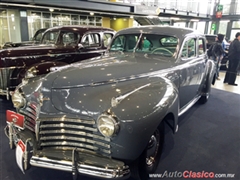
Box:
[199,93,209,104]
[130,120,165,180]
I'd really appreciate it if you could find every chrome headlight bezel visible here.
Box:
[25,67,38,79]
[97,114,119,138]
[11,88,26,109]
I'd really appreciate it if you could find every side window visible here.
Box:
[92,33,100,44]
[136,36,152,52]
[41,31,59,44]
[82,33,101,47]
[182,38,196,59]
[62,32,80,46]
[198,38,205,55]
[103,33,114,47]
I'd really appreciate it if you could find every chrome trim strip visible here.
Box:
[39,130,107,140]
[40,124,97,132]
[178,95,201,116]
[40,142,100,151]
[39,143,111,154]
[43,146,111,154]
[40,136,110,148]
[30,156,130,179]
[39,118,95,125]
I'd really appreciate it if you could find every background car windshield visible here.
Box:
[110,34,178,57]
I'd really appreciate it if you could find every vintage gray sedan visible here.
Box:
[4,26,216,180]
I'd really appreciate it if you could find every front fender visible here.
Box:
[18,61,68,80]
[109,78,179,161]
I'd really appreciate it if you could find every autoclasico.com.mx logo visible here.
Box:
[149,170,236,179]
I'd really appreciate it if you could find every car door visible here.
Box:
[36,30,80,64]
[178,36,204,109]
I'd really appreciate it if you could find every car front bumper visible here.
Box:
[5,123,130,180]
[30,150,130,179]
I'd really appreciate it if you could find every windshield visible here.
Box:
[33,29,46,41]
[109,33,178,58]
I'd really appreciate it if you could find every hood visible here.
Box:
[3,41,33,48]
[50,53,174,89]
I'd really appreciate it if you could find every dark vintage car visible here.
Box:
[4,26,216,180]
[2,28,48,49]
[0,25,115,99]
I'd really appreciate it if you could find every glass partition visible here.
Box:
[0,10,9,47]
[0,9,21,48]
[7,10,21,43]
[27,11,103,39]
[218,20,228,35]
[28,11,42,39]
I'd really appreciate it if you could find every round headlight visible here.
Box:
[97,114,119,137]
[12,89,26,109]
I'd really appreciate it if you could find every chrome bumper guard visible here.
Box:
[30,153,130,179]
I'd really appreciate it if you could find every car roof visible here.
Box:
[44,25,114,34]
[116,25,203,39]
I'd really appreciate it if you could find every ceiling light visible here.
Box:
[190,19,199,22]
[49,8,54,12]
[90,12,94,16]
[170,17,180,20]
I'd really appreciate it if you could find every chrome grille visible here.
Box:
[39,117,111,156]
[0,68,13,92]
[19,102,39,132]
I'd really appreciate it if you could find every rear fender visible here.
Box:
[199,59,216,94]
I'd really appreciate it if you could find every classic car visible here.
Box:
[2,28,48,49]
[0,25,115,99]
[4,26,216,180]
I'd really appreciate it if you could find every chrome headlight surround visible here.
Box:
[25,67,38,79]
[97,113,120,138]
[11,88,26,109]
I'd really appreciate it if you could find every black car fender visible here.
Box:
[18,61,68,80]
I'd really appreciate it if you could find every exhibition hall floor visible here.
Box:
[0,73,239,180]
[214,71,240,94]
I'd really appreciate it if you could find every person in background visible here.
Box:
[223,32,240,86]
[212,34,225,80]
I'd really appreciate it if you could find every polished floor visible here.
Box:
[213,71,240,94]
